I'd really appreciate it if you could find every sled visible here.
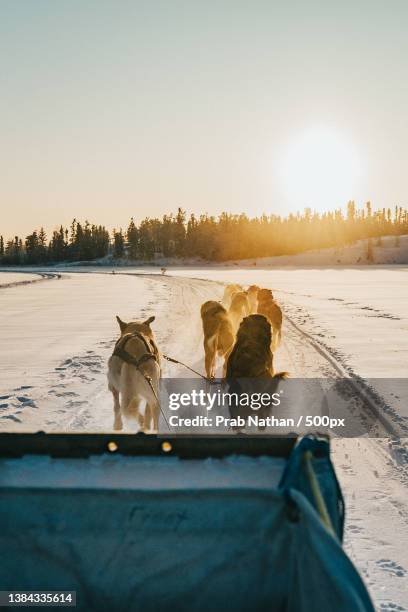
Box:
[0,433,374,611]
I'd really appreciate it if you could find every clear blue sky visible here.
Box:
[1,0,407,237]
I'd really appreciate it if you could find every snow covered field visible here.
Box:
[0,271,49,288]
[0,266,407,610]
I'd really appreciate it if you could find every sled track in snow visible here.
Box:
[282,314,401,438]
[0,272,62,289]
[139,272,401,439]
[10,268,399,438]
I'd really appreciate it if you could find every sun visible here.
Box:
[278,125,363,214]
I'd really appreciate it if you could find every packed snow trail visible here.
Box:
[0,268,408,609]
[0,270,60,289]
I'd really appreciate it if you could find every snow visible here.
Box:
[0,272,217,430]
[0,271,44,287]
[0,265,407,609]
[170,265,408,381]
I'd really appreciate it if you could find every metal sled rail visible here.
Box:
[0,432,299,459]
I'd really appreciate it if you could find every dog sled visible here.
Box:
[0,433,374,611]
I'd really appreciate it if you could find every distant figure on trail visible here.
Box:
[161,267,167,275]
[112,269,116,274]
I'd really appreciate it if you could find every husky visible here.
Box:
[228,291,251,335]
[246,285,260,314]
[107,315,161,431]
[226,314,288,379]
[222,283,243,309]
[257,288,283,350]
[200,301,235,378]
[225,315,288,432]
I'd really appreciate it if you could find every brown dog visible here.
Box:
[226,314,273,378]
[201,301,235,378]
[257,288,283,350]
[225,315,288,433]
[226,314,288,379]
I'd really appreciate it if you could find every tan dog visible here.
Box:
[107,315,161,431]
[229,291,250,334]
[201,301,235,378]
[222,283,243,309]
[257,288,283,350]
[246,285,260,314]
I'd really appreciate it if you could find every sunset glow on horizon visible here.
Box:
[1,1,407,237]
[277,126,364,215]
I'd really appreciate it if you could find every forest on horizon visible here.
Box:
[1,202,407,265]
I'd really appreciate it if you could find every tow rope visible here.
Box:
[162,353,220,383]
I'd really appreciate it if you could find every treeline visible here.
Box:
[1,202,407,265]
[0,220,110,265]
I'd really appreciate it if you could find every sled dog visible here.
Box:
[226,315,287,433]
[229,291,251,334]
[246,284,260,314]
[107,315,160,431]
[226,314,288,379]
[226,314,273,378]
[257,288,283,349]
[222,283,243,309]
[200,301,235,378]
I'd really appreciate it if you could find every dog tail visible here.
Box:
[273,370,290,379]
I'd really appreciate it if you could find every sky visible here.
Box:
[1,0,407,238]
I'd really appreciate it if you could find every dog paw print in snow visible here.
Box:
[379,602,406,611]
[347,524,363,534]
[54,352,104,380]
[16,396,37,407]
[376,559,407,577]
[0,395,10,409]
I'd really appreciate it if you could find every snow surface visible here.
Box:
[0,271,44,287]
[0,266,407,610]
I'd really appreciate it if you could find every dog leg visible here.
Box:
[221,347,233,378]
[145,403,159,432]
[272,326,281,350]
[229,313,236,336]
[210,338,218,378]
[138,409,145,431]
[109,385,123,431]
[152,404,159,432]
[121,393,141,431]
[204,338,216,378]
[143,404,152,431]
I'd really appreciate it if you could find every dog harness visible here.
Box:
[113,331,217,384]
[112,332,159,370]
[111,330,173,428]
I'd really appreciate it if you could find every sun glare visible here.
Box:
[278,126,363,214]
